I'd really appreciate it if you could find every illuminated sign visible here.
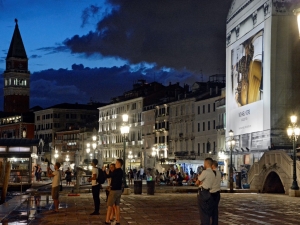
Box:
[227,29,265,136]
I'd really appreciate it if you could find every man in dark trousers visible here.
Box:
[88,159,100,215]
[195,158,215,225]
[104,158,124,225]
[211,160,221,225]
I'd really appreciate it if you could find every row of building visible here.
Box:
[98,77,229,174]
[0,19,246,175]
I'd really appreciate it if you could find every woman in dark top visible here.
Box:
[104,159,124,225]
[65,167,72,186]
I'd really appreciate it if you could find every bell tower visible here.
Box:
[3,19,30,113]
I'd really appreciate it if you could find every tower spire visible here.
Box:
[6,19,27,59]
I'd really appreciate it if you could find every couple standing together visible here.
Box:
[196,158,221,225]
[89,158,123,225]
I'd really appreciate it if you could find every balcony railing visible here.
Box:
[216,124,225,130]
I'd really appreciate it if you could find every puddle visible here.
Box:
[1,195,53,224]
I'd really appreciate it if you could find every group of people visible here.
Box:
[47,158,124,225]
[196,158,221,225]
[87,158,124,225]
[47,158,221,224]
[127,167,144,184]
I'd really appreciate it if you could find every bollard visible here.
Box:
[0,161,11,204]
[147,180,155,195]
[134,180,142,194]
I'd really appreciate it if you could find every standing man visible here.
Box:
[133,167,137,180]
[88,159,100,215]
[195,158,215,225]
[211,160,221,225]
[139,167,144,180]
[47,162,61,212]
[104,158,123,225]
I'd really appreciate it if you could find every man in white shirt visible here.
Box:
[139,167,144,180]
[88,159,100,215]
[195,158,215,225]
[211,160,221,225]
[47,162,61,212]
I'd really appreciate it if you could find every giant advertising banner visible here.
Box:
[228,30,264,136]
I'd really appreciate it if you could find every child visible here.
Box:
[48,162,61,212]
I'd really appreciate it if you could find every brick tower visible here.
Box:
[3,19,30,113]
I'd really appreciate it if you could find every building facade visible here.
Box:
[34,103,100,163]
[98,97,143,168]
[226,0,300,171]
[0,113,34,139]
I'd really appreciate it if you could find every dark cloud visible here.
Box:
[30,64,200,108]
[64,0,231,74]
[81,5,101,28]
[30,54,42,59]
[36,44,69,55]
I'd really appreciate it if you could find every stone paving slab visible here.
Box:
[21,192,300,225]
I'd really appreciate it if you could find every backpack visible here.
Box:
[96,168,106,184]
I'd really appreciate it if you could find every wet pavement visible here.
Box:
[2,191,300,225]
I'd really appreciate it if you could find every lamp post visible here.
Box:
[128,151,133,170]
[120,114,130,189]
[287,115,300,190]
[92,142,97,158]
[227,130,236,193]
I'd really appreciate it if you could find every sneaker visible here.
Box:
[90,212,100,215]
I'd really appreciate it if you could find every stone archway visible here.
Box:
[262,171,285,193]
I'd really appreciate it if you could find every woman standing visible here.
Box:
[65,167,72,186]
[128,169,133,185]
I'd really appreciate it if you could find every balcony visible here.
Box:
[215,98,225,108]
[216,124,225,130]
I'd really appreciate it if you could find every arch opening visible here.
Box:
[262,171,285,193]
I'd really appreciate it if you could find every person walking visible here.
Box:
[104,158,124,225]
[195,158,216,225]
[88,159,100,215]
[211,161,221,225]
[47,162,61,212]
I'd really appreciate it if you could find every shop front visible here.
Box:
[0,139,39,191]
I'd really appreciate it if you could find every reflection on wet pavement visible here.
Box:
[1,194,53,225]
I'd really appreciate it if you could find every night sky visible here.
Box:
[0,0,232,108]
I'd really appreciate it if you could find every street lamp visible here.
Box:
[54,149,59,160]
[66,155,70,162]
[227,130,236,193]
[287,115,300,190]
[120,114,130,188]
[294,6,300,39]
[92,135,97,142]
